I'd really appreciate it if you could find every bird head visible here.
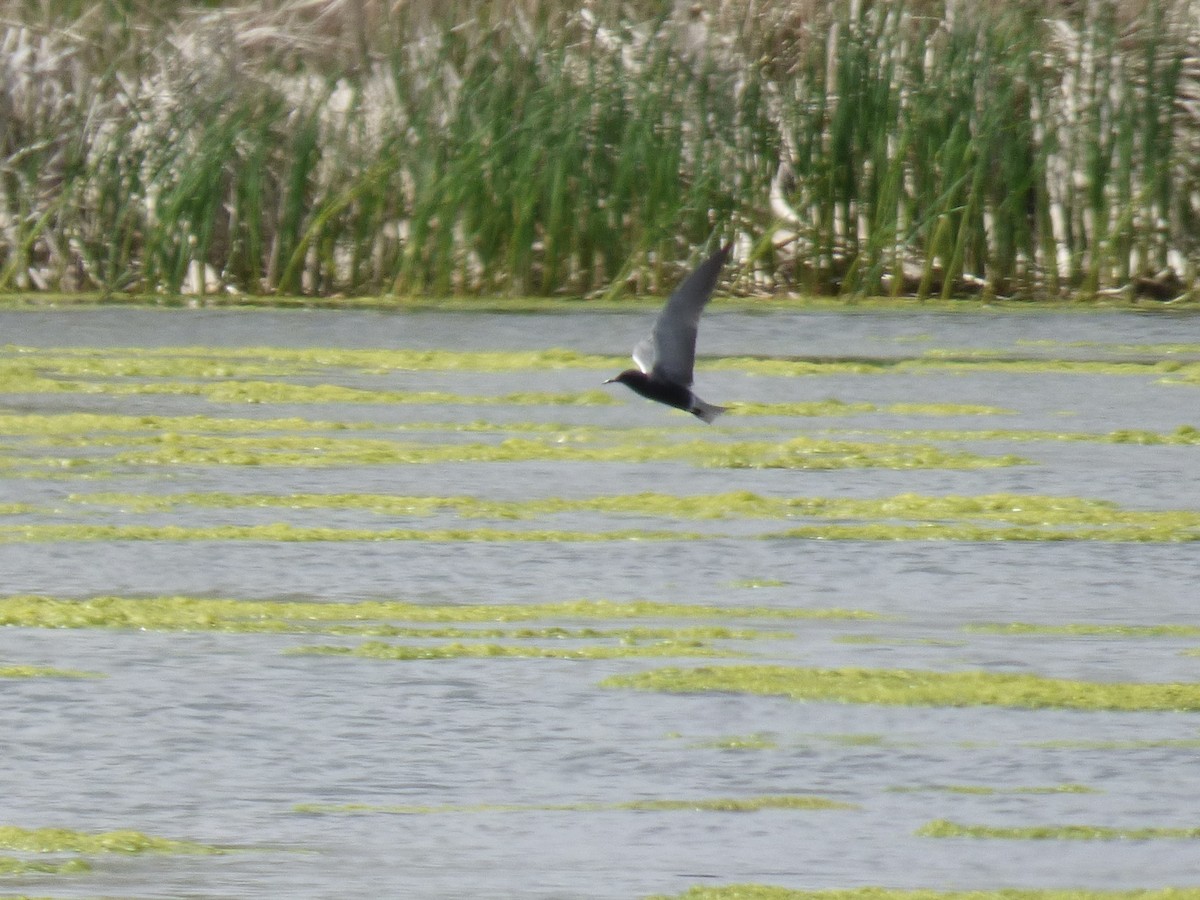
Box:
[603,370,640,386]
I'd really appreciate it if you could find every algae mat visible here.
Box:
[2,307,1200,899]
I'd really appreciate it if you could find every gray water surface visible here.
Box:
[2,306,1200,899]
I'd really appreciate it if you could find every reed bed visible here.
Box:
[1,0,1199,300]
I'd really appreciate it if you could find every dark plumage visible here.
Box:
[604,243,731,423]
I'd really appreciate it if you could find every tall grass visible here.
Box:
[1,0,1198,299]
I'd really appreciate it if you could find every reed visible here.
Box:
[1,0,1197,299]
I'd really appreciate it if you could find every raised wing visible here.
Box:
[632,243,730,385]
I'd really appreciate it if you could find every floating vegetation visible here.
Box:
[56,486,1200,544]
[763,492,1200,541]
[63,489,1190,545]
[10,348,1200,420]
[602,666,1200,711]
[56,489,1200,547]
[1027,737,1200,751]
[918,820,1200,840]
[0,825,220,854]
[833,635,967,647]
[768,523,1200,542]
[0,345,619,376]
[67,490,1150,526]
[1,423,1026,470]
[647,888,1200,900]
[727,400,1012,417]
[0,665,100,679]
[0,595,875,634]
[77,434,1027,471]
[21,506,1191,545]
[0,412,373,436]
[845,425,1200,446]
[0,854,91,874]
[9,345,1199,380]
[287,639,739,661]
[0,377,614,406]
[0,523,698,543]
[968,623,1200,638]
[890,784,1098,795]
[821,734,889,747]
[688,734,780,751]
[293,794,854,816]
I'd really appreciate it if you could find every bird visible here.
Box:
[604,242,731,423]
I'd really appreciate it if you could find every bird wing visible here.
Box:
[634,243,730,386]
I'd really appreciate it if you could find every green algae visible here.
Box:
[3,428,1022,471]
[0,826,219,855]
[287,640,739,661]
[0,595,875,634]
[602,665,1200,711]
[918,820,1200,840]
[968,622,1200,638]
[726,400,1011,417]
[65,489,1093,521]
[704,355,1200,380]
[890,784,1097,795]
[0,665,100,679]
[765,494,1200,541]
[10,343,1200,383]
[48,490,1200,543]
[31,489,1200,542]
[7,378,611,405]
[64,490,1137,524]
[324,624,778,641]
[838,424,1200,446]
[1028,737,1200,750]
[689,734,780,751]
[0,413,370,436]
[78,434,1024,471]
[1015,338,1200,355]
[0,523,699,543]
[833,635,967,647]
[0,855,91,875]
[293,794,854,816]
[646,888,1200,900]
[822,733,889,747]
[768,522,1200,542]
[886,402,1012,415]
[2,344,620,375]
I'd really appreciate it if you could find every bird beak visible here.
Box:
[602,377,616,384]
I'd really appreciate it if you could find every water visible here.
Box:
[2,306,1200,898]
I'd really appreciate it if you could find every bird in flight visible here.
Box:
[604,243,731,423]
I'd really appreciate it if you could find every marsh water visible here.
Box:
[2,304,1200,899]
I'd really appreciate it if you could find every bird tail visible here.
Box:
[690,397,727,424]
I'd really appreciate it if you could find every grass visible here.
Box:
[1,1,1198,300]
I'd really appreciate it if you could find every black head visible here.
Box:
[603,369,647,388]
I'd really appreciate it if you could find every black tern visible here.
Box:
[604,243,731,423]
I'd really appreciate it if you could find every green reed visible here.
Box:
[0,0,1196,299]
